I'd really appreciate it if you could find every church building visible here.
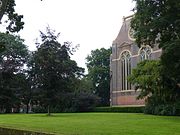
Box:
[110,15,161,106]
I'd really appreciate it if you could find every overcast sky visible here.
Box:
[14,0,135,71]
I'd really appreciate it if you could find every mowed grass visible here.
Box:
[0,113,180,135]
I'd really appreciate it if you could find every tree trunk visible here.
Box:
[26,103,29,114]
[47,105,51,116]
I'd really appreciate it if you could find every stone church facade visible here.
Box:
[110,15,161,106]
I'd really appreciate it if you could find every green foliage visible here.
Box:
[86,47,111,106]
[161,39,180,93]
[94,106,144,113]
[128,60,162,99]
[128,60,180,115]
[144,95,180,116]
[12,73,32,113]
[145,104,176,116]
[30,27,84,115]
[0,32,28,69]
[0,0,24,33]
[32,92,100,113]
[71,92,100,112]
[131,0,180,90]
[131,0,180,48]
[76,76,94,92]
[131,0,180,115]
[0,32,29,113]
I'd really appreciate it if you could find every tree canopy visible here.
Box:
[130,0,180,115]
[131,0,180,87]
[128,60,162,99]
[0,32,29,113]
[86,47,111,106]
[0,0,24,33]
[30,27,84,115]
[131,0,180,48]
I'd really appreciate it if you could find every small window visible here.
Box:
[139,46,152,61]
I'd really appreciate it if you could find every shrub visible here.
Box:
[94,106,144,113]
[144,97,180,116]
[72,92,100,112]
[32,92,100,113]
[32,106,47,113]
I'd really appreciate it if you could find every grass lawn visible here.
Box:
[0,113,180,135]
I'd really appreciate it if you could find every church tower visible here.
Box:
[110,15,161,106]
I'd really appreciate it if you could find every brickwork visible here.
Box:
[110,15,161,106]
[112,93,144,106]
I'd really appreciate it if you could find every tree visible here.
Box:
[12,72,32,113]
[30,27,84,115]
[74,76,93,93]
[131,0,180,115]
[131,0,180,90]
[0,0,24,33]
[131,0,180,47]
[0,32,29,113]
[128,60,179,115]
[160,41,180,93]
[0,0,43,32]
[128,60,162,99]
[86,47,111,106]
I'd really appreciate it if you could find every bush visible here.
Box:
[94,106,144,113]
[32,92,100,113]
[32,106,47,113]
[144,104,177,116]
[144,97,180,116]
[72,92,100,112]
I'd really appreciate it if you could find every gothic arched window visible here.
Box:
[139,46,152,61]
[120,51,131,90]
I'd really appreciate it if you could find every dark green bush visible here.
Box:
[32,106,47,113]
[72,92,100,112]
[144,104,178,116]
[94,106,144,113]
[144,97,180,116]
[32,92,100,113]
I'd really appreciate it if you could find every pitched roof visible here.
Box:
[113,15,134,46]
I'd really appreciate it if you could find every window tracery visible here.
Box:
[139,46,152,61]
[120,51,131,90]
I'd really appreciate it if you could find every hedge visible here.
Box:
[94,106,145,113]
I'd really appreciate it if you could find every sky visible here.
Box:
[14,0,135,71]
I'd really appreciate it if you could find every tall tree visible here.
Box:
[0,32,29,113]
[131,0,180,90]
[131,0,180,47]
[130,0,180,115]
[86,47,111,106]
[30,27,84,115]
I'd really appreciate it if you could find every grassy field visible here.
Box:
[0,113,180,135]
